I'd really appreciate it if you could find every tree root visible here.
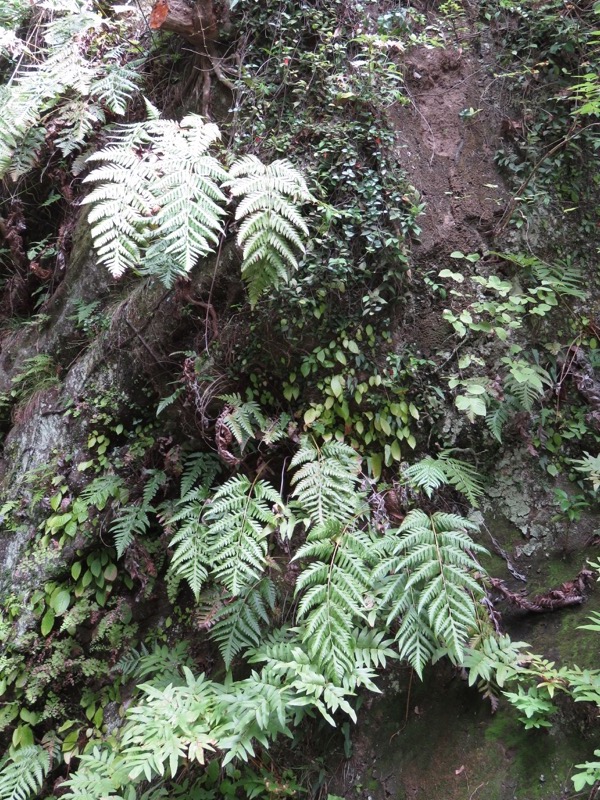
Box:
[489,568,594,613]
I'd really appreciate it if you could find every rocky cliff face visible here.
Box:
[0,0,599,797]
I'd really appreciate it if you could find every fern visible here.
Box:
[84,112,228,282]
[486,402,511,443]
[0,746,50,800]
[168,509,210,601]
[228,155,315,305]
[179,452,221,499]
[203,476,282,595]
[117,642,193,682]
[294,520,376,681]
[570,452,600,491]
[166,456,221,600]
[112,470,165,557]
[503,358,552,411]
[403,450,484,507]
[290,437,363,526]
[210,579,276,668]
[249,631,370,723]
[374,510,488,675]
[218,394,266,449]
[61,747,126,800]
[79,473,126,510]
[120,669,216,781]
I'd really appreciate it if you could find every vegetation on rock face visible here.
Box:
[0,0,600,797]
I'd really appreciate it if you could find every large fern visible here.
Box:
[83,111,228,283]
[227,155,315,305]
[374,510,488,675]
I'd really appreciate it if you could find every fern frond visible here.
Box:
[403,451,484,506]
[121,670,215,781]
[294,520,376,681]
[227,156,314,305]
[111,503,151,558]
[90,53,142,116]
[290,438,363,526]
[375,510,488,669]
[210,579,276,668]
[438,451,484,507]
[168,517,210,601]
[0,746,50,800]
[84,114,227,280]
[394,606,437,677]
[402,457,447,497]
[61,746,126,800]
[203,476,281,595]
[79,473,126,510]
[179,452,221,499]
[218,394,266,448]
[486,402,511,443]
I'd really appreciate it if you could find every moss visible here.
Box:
[485,710,589,799]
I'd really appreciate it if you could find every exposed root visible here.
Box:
[489,568,594,613]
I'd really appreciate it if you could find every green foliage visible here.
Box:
[0,746,50,800]
[228,156,314,306]
[402,450,484,506]
[374,511,488,676]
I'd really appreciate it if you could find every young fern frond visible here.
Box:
[179,452,221,499]
[228,156,315,305]
[0,746,50,800]
[112,470,165,558]
[79,473,126,510]
[375,510,488,674]
[486,402,511,443]
[218,394,266,449]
